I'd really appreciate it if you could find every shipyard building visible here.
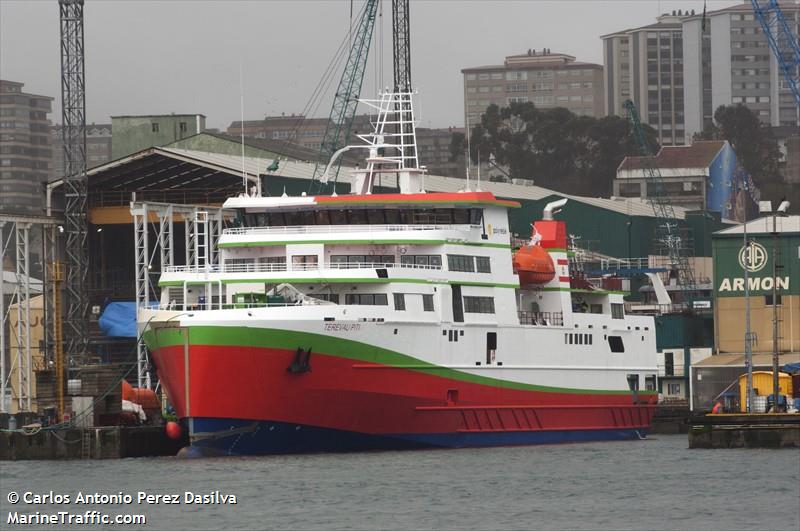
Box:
[691,214,800,410]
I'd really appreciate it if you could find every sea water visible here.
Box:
[1,435,798,530]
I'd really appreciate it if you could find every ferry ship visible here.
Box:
[139,91,658,456]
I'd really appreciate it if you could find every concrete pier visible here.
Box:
[688,413,800,448]
[0,426,187,460]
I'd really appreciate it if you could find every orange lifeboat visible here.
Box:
[121,380,160,411]
[513,244,555,286]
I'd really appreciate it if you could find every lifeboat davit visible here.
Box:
[513,244,556,287]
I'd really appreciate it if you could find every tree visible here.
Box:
[694,103,791,206]
[451,102,659,197]
[695,104,782,183]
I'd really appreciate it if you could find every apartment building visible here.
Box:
[683,1,800,139]
[461,49,604,128]
[0,80,53,215]
[602,12,692,146]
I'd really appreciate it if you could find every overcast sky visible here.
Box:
[2,0,737,130]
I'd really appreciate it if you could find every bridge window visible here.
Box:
[448,255,475,272]
[291,255,318,269]
[401,255,442,268]
[611,303,624,319]
[331,255,394,267]
[241,207,485,228]
[475,256,491,273]
[345,293,388,306]
[463,296,495,314]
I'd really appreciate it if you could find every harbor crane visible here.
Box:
[624,100,698,308]
[310,0,380,191]
[749,0,800,105]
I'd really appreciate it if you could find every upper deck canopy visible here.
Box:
[223,191,521,211]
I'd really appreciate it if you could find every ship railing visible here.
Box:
[151,301,307,311]
[223,223,478,236]
[600,257,652,270]
[518,311,564,326]
[327,262,442,270]
[162,262,444,274]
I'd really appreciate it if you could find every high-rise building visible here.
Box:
[602,11,693,146]
[683,1,800,139]
[111,114,205,160]
[461,49,604,128]
[0,80,53,215]
[51,123,112,179]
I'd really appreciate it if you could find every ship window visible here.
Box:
[645,375,656,391]
[348,209,367,224]
[565,333,569,344]
[329,210,347,225]
[448,255,476,272]
[434,209,453,224]
[469,209,483,225]
[315,210,331,225]
[608,335,625,353]
[453,209,470,224]
[393,293,406,311]
[384,209,400,224]
[588,334,592,345]
[300,210,315,225]
[367,209,385,224]
[627,374,639,392]
[285,211,302,226]
[590,304,603,314]
[267,212,285,226]
[422,294,435,312]
[463,296,495,314]
[475,256,491,273]
[568,334,573,344]
[345,293,388,305]
[611,303,625,319]
[577,334,583,345]
[315,293,339,304]
[291,255,318,270]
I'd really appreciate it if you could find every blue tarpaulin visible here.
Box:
[782,363,800,375]
[98,302,137,338]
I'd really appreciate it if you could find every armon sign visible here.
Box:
[713,235,799,297]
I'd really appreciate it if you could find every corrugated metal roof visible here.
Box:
[164,148,689,219]
[714,215,800,236]
[693,352,800,368]
[618,141,726,172]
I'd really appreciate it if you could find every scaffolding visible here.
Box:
[129,201,226,388]
[0,214,61,413]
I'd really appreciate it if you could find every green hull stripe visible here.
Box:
[220,239,510,249]
[144,325,641,396]
[158,278,519,288]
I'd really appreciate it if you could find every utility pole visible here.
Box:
[743,217,754,412]
[771,211,779,412]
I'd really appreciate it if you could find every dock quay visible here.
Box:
[651,404,690,434]
[0,425,186,460]
[688,414,800,449]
